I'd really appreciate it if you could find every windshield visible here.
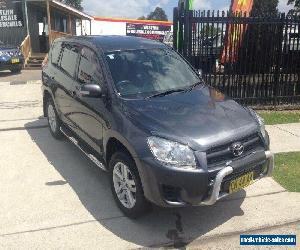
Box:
[105,48,200,98]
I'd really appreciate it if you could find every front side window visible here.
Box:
[77,47,104,85]
[105,48,199,98]
[60,43,80,77]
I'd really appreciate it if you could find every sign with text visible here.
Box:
[126,23,171,42]
[0,0,24,28]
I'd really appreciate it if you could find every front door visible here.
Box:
[70,46,107,153]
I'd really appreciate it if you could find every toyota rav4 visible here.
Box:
[42,36,274,218]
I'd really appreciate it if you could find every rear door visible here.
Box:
[42,40,63,106]
[54,42,80,128]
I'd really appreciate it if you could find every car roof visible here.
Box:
[58,35,167,52]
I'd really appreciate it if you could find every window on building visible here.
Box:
[51,11,68,33]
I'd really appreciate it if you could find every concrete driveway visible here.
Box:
[0,72,299,249]
[0,70,41,83]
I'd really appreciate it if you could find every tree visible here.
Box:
[288,0,300,14]
[251,0,279,16]
[59,0,83,11]
[138,16,146,20]
[146,7,168,21]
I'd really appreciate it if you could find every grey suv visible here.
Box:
[42,36,274,218]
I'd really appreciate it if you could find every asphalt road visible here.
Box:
[0,71,299,249]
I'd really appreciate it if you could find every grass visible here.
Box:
[258,111,300,125]
[273,152,300,192]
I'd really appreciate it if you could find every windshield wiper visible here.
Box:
[146,88,186,99]
[186,81,204,92]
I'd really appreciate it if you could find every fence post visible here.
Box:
[173,7,178,50]
[273,13,285,107]
[178,7,184,54]
[187,10,193,62]
[183,9,189,58]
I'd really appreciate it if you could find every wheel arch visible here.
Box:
[104,133,139,168]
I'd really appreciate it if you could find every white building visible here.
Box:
[91,17,173,42]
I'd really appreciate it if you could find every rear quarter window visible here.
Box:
[51,41,62,66]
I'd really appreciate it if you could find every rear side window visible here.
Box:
[51,41,62,66]
[60,43,80,77]
[77,47,104,86]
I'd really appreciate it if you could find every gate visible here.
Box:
[173,9,300,107]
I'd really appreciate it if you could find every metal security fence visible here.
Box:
[173,9,300,107]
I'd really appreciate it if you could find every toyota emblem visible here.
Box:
[231,142,244,157]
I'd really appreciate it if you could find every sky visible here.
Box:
[82,0,293,20]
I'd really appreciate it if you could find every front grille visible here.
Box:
[206,133,264,167]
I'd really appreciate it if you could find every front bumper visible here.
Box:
[0,57,24,71]
[200,150,274,206]
[138,150,274,207]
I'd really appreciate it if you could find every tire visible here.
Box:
[46,98,63,139]
[109,151,151,218]
[10,67,22,73]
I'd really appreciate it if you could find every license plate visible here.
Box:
[11,58,19,64]
[229,171,254,194]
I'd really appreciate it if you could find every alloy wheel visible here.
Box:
[112,162,137,209]
[47,103,57,132]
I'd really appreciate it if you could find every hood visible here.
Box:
[122,86,259,151]
[0,43,18,50]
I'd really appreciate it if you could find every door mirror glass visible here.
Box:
[80,84,102,98]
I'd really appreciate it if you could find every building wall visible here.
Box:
[0,0,27,46]
[91,20,126,36]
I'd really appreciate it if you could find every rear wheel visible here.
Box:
[46,99,63,139]
[109,151,151,218]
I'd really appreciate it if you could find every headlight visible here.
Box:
[147,137,196,169]
[0,51,8,57]
[248,108,266,138]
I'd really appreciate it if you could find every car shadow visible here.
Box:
[26,120,246,248]
[0,70,21,77]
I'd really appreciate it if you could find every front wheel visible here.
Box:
[46,99,63,139]
[109,151,151,218]
[10,67,22,74]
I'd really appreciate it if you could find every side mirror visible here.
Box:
[80,84,102,98]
